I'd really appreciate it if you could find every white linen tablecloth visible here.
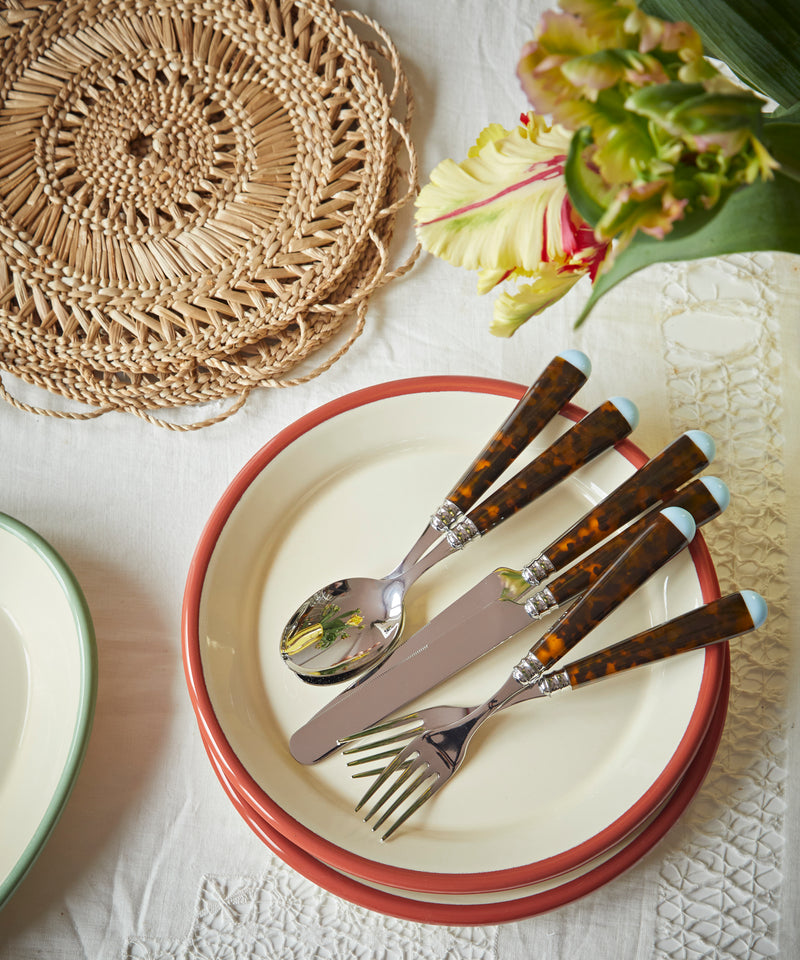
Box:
[1,1,798,957]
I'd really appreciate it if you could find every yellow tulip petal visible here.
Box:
[415,117,575,273]
[489,267,583,337]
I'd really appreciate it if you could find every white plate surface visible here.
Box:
[193,381,719,888]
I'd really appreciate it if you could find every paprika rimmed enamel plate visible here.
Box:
[201,659,728,925]
[183,376,724,895]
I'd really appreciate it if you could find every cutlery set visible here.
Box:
[280,351,634,683]
[280,351,768,840]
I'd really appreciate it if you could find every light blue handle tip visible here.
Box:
[610,396,639,430]
[685,430,716,463]
[740,590,768,628]
[558,349,591,378]
[661,506,696,542]
[699,477,730,512]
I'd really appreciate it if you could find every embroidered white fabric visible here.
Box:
[652,256,789,960]
[126,873,499,959]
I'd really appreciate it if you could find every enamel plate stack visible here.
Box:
[182,375,730,924]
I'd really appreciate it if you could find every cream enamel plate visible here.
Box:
[183,377,724,895]
[200,660,728,924]
[0,514,97,910]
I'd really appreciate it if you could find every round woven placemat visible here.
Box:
[0,0,418,427]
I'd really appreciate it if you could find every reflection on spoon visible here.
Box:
[282,578,406,679]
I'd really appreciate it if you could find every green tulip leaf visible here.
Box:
[771,102,800,122]
[640,0,800,110]
[575,169,800,325]
[762,120,800,182]
[564,127,612,228]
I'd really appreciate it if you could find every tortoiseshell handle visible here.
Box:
[464,398,637,535]
[562,591,766,688]
[445,352,590,513]
[534,430,714,577]
[546,477,728,607]
[527,508,695,671]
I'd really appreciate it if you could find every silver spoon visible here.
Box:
[279,351,591,683]
[281,388,639,684]
[281,395,638,684]
[279,351,593,684]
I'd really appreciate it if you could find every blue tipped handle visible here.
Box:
[699,477,730,513]
[559,349,591,378]
[661,506,697,543]
[685,430,716,464]
[741,590,768,628]
[610,396,639,430]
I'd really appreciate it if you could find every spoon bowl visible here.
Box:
[281,577,407,682]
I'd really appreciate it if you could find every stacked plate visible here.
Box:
[182,376,729,924]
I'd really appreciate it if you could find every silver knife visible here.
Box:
[289,481,721,763]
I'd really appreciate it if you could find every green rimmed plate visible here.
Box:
[0,513,97,910]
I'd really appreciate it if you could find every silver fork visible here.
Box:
[348,587,765,839]
[346,506,696,839]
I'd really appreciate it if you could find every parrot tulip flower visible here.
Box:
[518,0,776,248]
[414,113,610,335]
[414,0,798,334]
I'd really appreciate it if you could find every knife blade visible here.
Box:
[289,479,724,764]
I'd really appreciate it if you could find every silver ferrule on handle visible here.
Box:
[536,669,572,696]
[512,650,546,685]
[430,499,465,532]
[522,554,555,587]
[523,587,558,620]
[445,516,481,550]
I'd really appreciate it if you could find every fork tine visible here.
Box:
[370,766,438,833]
[338,712,422,745]
[354,746,413,812]
[346,746,403,768]
[361,752,425,822]
[350,757,410,779]
[341,723,423,756]
[380,780,442,841]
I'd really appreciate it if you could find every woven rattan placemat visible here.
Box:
[0,0,418,427]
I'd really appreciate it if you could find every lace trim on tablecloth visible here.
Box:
[653,254,787,959]
[125,871,499,960]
